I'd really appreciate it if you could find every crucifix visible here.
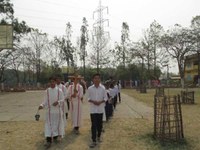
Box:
[68,74,84,97]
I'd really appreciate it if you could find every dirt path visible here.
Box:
[114,93,153,119]
[0,91,153,150]
[0,91,153,121]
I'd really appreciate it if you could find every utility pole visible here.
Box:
[93,0,109,73]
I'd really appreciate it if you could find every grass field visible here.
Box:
[0,88,199,150]
[122,88,200,150]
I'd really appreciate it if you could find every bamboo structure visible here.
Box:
[155,87,165,97]
[180,91,195,104]
[154,95,184,141]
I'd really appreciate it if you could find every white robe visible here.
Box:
[67,83,83,128]
[57,84,67,126]
[41,87,65,138]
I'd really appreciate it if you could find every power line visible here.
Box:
[17,0,92,12]
[14,6,92,20]
[15,14,83,24]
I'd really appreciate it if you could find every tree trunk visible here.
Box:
[181,78,185,89]
[14,70,20,86]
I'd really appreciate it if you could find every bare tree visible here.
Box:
[90,26,111,70]
[27,29,48,83]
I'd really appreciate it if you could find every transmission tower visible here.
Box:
[93,0,109,73]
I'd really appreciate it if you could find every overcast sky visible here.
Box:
[11,0,200,73]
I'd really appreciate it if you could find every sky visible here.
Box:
[11,0,200,73]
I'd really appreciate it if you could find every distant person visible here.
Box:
[105,82,113,121]
[88,73,108,148]
[113,82,118,108]
[38,76,65,149]
[109,83,116,110]
[117,80,122,103]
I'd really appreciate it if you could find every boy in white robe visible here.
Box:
[67,75,84,134]
[38,76,65,148]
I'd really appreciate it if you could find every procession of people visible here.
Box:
[37,73,121,149]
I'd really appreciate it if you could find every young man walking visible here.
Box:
[67,75,84,134]
[88,73,108,148]
[38,76,65,149]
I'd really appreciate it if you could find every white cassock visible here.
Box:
[57,84,67,126]
[40,87,65,138]
[67,83,83,128]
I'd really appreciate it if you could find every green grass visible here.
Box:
[121,88,200,150]
[122,88,200,107]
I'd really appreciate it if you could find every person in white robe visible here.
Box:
[55,75,68,127]
[38,76,65,148]
[67,75,84,134]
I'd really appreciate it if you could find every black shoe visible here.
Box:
[66,113,68,119]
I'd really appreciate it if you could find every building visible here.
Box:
[184,53,200,84]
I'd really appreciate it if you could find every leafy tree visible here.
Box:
[161,24,195,88]
[147,20,165,77]
[0,0,14,24]
[191,15,200,85]
[80,17,89,78]
[0,50,12,82]
[0,0,31,84]
[64,22,75,73]
[140,30,154,79]
[114,22,131,68]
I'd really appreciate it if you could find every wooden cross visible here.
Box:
[68,74,83,97]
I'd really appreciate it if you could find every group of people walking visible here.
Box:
[38,73,121,149]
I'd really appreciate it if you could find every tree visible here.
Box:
[114,22,131,67]
[191,15,200,85]
[27,29,48,83]
[161,24,195,88]
[80,17,89,78]
[9,47,23,84]
[0,0,14,24]
[132,42,147,83]
[0,50,12,82]
[64,22,75,73]
[140,30,153,79]
[0,0,31,84]
[148,20,165,78]
[90,24,111,72]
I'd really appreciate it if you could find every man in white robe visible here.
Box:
[67,75,84,134]
[38,76,65,148]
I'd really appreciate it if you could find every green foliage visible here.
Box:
[40,65,62,84]
[0,0,14,23]
[161,24,195,79]
[80,17,89,60]
[54,36,74,67]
